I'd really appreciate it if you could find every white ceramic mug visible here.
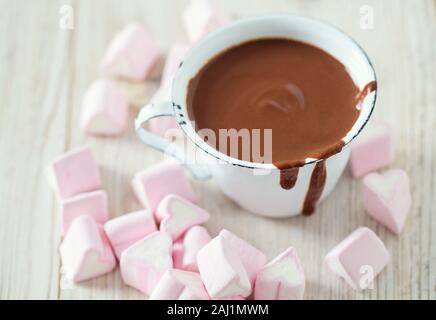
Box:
[135,15,377,218]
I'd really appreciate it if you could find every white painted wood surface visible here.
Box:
[0,0,434,299]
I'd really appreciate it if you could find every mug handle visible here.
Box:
[135,102,212,181]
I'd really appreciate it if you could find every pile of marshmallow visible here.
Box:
[46,146,300,299]
[46,0,413,299]
[80,0,231,138]
[46,119,411,299]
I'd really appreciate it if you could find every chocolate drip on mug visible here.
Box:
[302,161,327,216]
[280,167,300,189]
[355,81,377,108]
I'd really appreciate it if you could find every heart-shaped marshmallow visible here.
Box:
[197,235,251,299]
[182,0,232,43]
[120,231,173,296]
[219,229,266,286]
[60,215,116,283]
[362,169,411,234]
[158,195,210,240]
[179,226,211,272]
[149,269,210,300]
[80,79,129,137]
[104,210,157,259]
[254,247,305,300]
[101,23,160,80]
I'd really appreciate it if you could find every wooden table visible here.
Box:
[0,0,434,300]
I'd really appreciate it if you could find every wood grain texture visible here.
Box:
[0,0,434,299]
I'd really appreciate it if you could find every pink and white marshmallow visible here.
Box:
[214,296,245,300]
[362,169,411,234]
[183,0,232,43]
[149,269,210,300]
[46,146,101,200]
[132,161,196,214]
[60,190,108,236]
[101,23,160,80]
[325,227,389,290]
[149,83,181,137]
[172,239,185,269]
[219,229,267,286]
[147,44,189,137]
[350,122,394,178]
[157,195,210,240]
[254,247,305,300]
[60,215,116,283]
[120,231,173,296]
[104,210,157,259]
[80,79,129,137]
[160,43,190,86]
[178,226,211,272]
[197,235,251,299]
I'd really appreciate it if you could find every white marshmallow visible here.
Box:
[120,231,173,295]
[60,216,116,283]
[101,23,160,80]
[158,195,210,240]
[80,79,129,137]
[197,235,251,299]
[254,247,305,300]
[150,269,209,300]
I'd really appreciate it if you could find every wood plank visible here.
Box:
[0,0,73,299]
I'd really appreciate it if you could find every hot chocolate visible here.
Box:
[187,38,376,215]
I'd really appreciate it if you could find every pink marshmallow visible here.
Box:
[80,79,129,137]
[101,23,160,80]
[160,44,190,86]
[149,269,210,300]
[350,122,394,178]
[150,81,172,104]
[60,215,116,283]
[148,44,189,137]
[172,239,185,269]
[179,226,211,272]
[149,83,181,137]
[60,190,108,236]
[325,227,389,290]
[214,296,245,300]
[219,229,267,286]
[131,161,196,214]
[197,235,251,299]
[183,0,232,43]
[104,210,157,259]
[254,247,305,300]
[120,231,173,296]
[362,169,411,234]
[46,146,101,200]
[158,195,210,240]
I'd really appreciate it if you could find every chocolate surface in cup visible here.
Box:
[187,38,376,214]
